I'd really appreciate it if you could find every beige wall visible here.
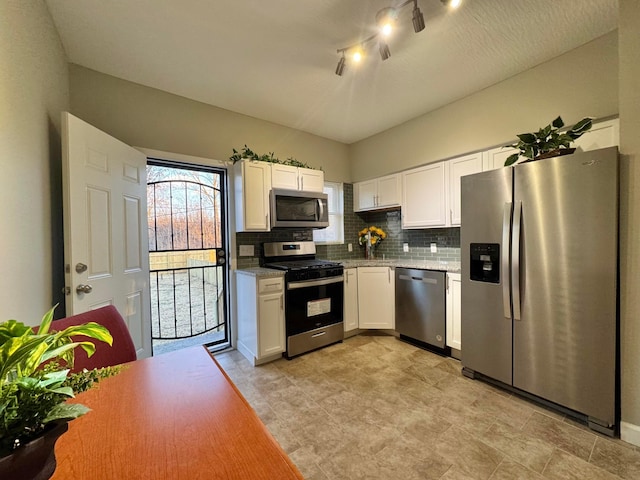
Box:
[619,0,640,441]
[69,66,351,182]
[0,1,69,322]
[349,32,619,181]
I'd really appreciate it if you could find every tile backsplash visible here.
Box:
[235,183,460,268]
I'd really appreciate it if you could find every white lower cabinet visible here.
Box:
[357,267,395,329]
[446,272,461,351]
[344,268,359,332]
[236,272,285,365]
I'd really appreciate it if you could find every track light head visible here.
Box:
[412,4,425,32]
[441,0,462,8]
[379,42,391,61]
[376,7,398,37]
[352,47,364,62]
[335,55,346,76]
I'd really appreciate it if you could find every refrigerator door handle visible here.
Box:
[512,201,522,321]
[502,202,513,319]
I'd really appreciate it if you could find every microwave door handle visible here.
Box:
[317,198,324,221]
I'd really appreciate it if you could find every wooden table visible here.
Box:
[52,346,304,479]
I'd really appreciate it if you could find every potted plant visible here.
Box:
[229,144,319,169]
[0,305,118,480]
[504,116,593,166]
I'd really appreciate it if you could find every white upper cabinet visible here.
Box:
[483,118,620,172]
[573,118,619,152]
[448,152,483,226]
[482,146,520,171]
[377,174,402,208]
[271,163,298,190]
[298,168,325,192]
[353,179,376,211]
[353,174,401,212]
[271,164,324,192]
[234,160,271,232]
[402,163,448,228]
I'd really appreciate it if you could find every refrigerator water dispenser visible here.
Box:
[470,243,500,283]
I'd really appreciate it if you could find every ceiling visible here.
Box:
[45,0,618,144]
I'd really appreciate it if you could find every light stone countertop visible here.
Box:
[235,267,286,278]
[236,260,461,277]
[336,259,461,273]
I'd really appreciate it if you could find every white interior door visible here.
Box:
[62,112,151,359]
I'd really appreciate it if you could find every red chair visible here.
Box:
[50,305,137,372]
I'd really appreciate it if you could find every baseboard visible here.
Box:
[344,328,361,339]
[621,421,640,447]
[236,340,255,365]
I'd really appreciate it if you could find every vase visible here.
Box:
[365,245,375,260]
[0,422,68,480]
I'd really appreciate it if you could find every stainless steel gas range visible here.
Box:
[262,241,344,358]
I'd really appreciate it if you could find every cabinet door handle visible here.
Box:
[388,268,391,283]
[450,209,453,224]
[280,295,283,310]
[446,275,450,292]
[301,177,304,190]
[265,214,269,228]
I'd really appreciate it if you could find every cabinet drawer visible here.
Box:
[259,277,284,294]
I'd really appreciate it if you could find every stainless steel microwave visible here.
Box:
[270,189,329,229]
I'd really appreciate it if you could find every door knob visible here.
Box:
[76,284,93,294]
[75,263,88,273]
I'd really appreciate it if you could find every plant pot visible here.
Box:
[534,147,576,161]
[0,422,68,480]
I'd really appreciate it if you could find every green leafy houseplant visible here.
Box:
[504,116,593,166]
[0,305,119,456]
[229,144,320,170]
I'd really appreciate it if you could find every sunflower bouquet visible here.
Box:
[358,226,387,247]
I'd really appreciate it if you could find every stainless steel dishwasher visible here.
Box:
[395,268,446,350]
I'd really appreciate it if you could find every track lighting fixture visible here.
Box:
[335,0,457,76]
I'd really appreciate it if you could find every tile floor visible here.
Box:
[215,334,640,480]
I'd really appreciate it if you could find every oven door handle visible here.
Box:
[287,276,344,290]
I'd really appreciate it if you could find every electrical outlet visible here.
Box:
[239,245,254,257]
[348,243,353,252]
[403,243,409,253]
[430,243,437,253]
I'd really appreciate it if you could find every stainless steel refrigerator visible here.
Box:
[460,147,618,435]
